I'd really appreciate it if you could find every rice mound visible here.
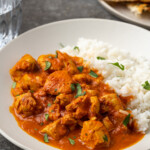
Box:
[60,38,150,133]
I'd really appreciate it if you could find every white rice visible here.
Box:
[60,38,150,133]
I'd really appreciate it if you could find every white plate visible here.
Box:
[98,0,150,29]
[0,19,150,150]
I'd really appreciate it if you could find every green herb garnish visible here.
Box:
[71,83,75,92]
[45,114,49,121]
[59,43,65,48]
[142,81,150,90]
[73,136,76,139]
[75,83,86,98]
[44,61,51,71]
[110,62,125,70]
[30,90,34,93]
[77,66,83,72]
[85,133,88,136]
[12,82,16,89]
[16,94,20,97]
[55,52,58,58]
[74,46,80,52]
[34,128,38,131]
[44,133,49,143]
[97,56,105,60]
[48,56,52,58]
[47,103,51,107]
[40,122,44,126]
[123,114,131,127]
[103,135,108,142]
[89,70,98,78]
[68,138,75,145]
[54,89,57,92]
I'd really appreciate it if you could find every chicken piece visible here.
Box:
[71,56,83,66]
[100,93,124,113]
[80,120,110,149]
[14,93,36,117]
[54,94,73,107]
[89,96,100,118]
[61,114,77,125]
[72,74,92,83]
[58,51,78,74]
[66,95,89,119]
[37,54,64,72]
[10,54,37,81]
[20,74,44,92]
[44,70,72,95]
[103,116,114,132]
[49,104,60,121]
[33,88,47,101]
[41,119,68,140]
[86,90,99,96]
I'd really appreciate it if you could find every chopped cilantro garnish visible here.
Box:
[12,82,16,89]
[45,114,49,121]
[70,83,75,92]
[97,56,105,60]
[47,103,51,107]
[44,133,49,143]
[74,46,80,52]
[77,66,83,72]
[75,83,86,98]
[30,90,34,93]
[68,138,75,145]
[142,81,150,90]
[55,52,58,58]
[89,70,98,78]
[110,62,125,70]
[40,122,44,126]
[103,135,108,142]
[44,61,51,71]
[123,114,131,127]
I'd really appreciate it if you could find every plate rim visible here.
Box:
[98,0,150,29]
[0,18,150,150]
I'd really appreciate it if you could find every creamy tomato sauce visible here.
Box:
[10,51,144,150]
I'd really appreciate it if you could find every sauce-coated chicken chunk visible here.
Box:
[10,54,37,81]
[41,119,68,140]
[80,120,110,149]
[14,93,36,117]
[44,70,72,95]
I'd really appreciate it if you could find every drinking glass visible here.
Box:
[0,0,22,49]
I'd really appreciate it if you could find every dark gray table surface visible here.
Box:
[0,0,121,149]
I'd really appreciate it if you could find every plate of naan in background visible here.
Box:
[98,0,150,29]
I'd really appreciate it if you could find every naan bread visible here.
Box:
[127,3,150,14]
[103,0,150,2]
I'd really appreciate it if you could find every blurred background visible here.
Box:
[20,0,120,33]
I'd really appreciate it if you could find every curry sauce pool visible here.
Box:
[10,50,144,150]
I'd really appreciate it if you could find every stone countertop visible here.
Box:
[0,0,120,149]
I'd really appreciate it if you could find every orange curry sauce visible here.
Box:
[9,51,144,150]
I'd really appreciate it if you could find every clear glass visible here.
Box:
[0,0,22,49]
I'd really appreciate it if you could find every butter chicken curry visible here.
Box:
[9,51,144,150]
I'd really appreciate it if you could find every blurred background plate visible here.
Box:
[98,0,150,29]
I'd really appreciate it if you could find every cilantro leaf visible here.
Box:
[142,81,150,90]
[110,62,124,70]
